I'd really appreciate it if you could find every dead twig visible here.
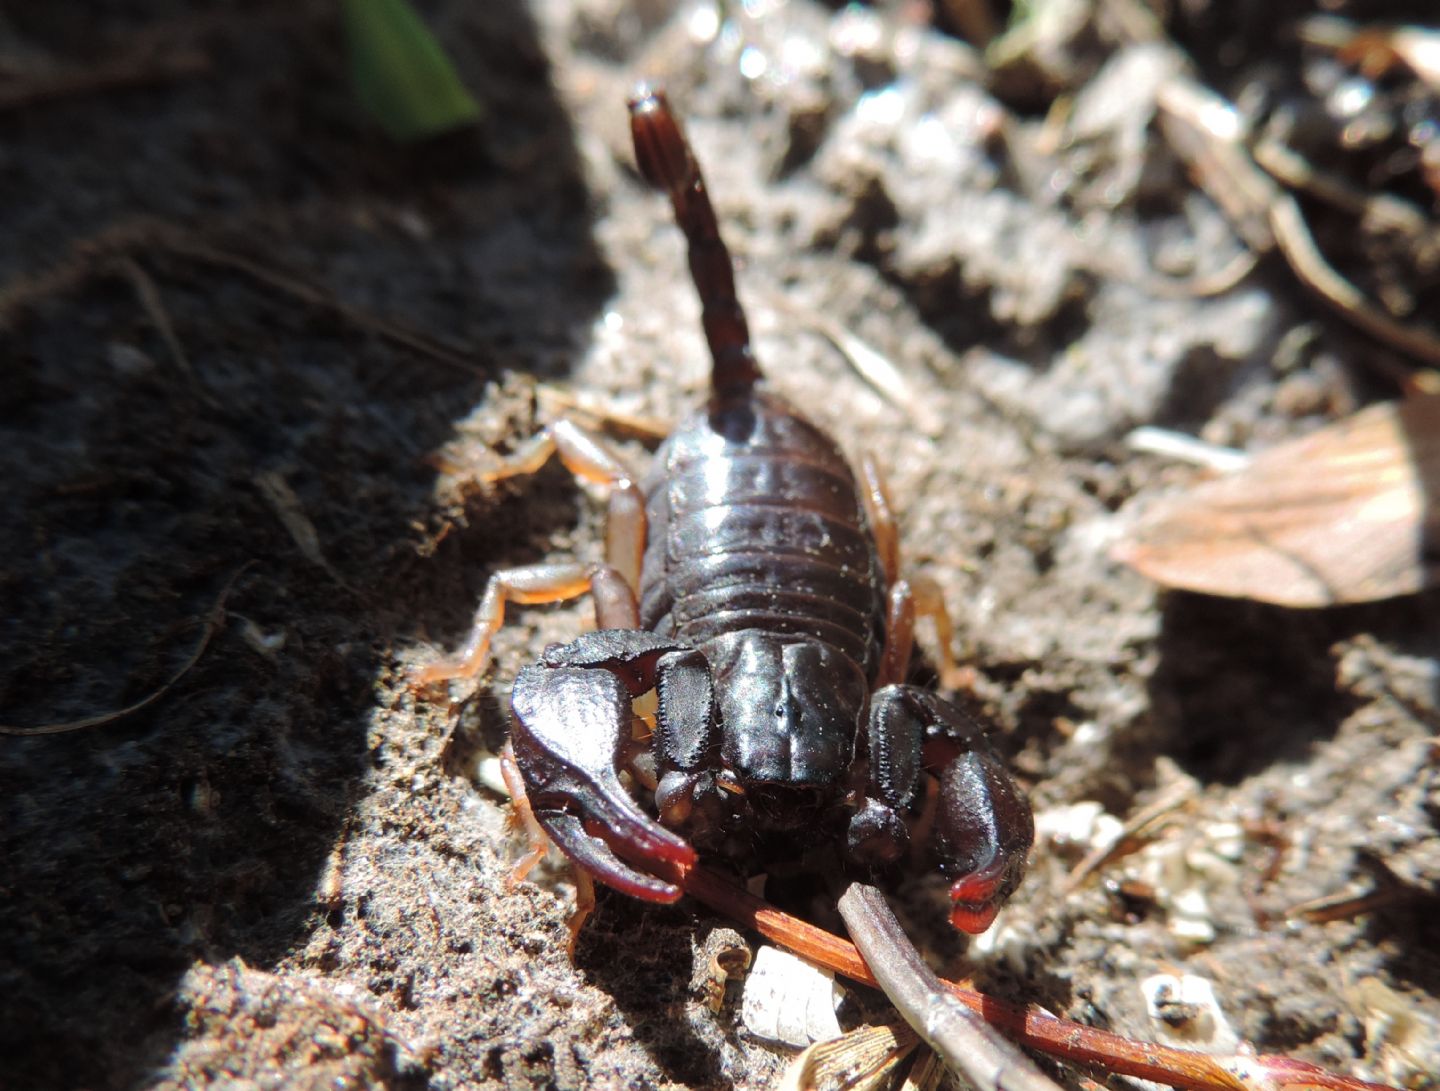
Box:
[1265,197,1440,388]
[164,234,484,375]
[0,563,252,737]
[838,882,1063,1091]
[253,471,360,594]
[0,47,210,112]
[1065,780,1195,892]
[1284,884,1417,925]
[116,256,202,388]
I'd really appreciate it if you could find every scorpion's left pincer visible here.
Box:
[508,629,717,903]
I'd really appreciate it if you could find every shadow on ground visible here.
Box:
[0,3,609,1086]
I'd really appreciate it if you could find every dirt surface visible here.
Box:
[2,2,1438,1089]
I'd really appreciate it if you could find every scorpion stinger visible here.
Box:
[628,86,761,398]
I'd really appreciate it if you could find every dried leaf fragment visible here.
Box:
[1115,395,1440,607]
[780,1022,919,1091]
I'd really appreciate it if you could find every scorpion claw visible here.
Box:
[935,749,1034,934]
[535,812,684,903]
[510,660,697,901]
[863,686,1033,934]
[947,859,1009,934]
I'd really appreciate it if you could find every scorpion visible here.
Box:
[416,88,1034,940]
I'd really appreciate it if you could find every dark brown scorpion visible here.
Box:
[417,89,1033,938]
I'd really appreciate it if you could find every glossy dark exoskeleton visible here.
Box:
[418,89,1033,935]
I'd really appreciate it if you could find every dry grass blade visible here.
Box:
[1065,781,1194,891]
[254,471,358,593]
[1115,395,1440,607]
[0,564,250,736]
[784,305,944,439]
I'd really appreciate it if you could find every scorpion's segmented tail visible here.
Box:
[628,87,761,399]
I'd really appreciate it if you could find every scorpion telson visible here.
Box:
[416,88,1034,937]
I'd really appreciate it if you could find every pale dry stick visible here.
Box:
[1125,426,1249,473]
[1137,249,1261,300]
[117,257,196,384]
[1266,196,1440,386]
[1064,780,1197,892]
[779,302,945,439]
[0,562,252,736]
[253,471,360,594]
[838,883,1065,1091]
[1253,138,1430,240]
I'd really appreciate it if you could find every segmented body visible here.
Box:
[639,390,887,679]
[438,90,1034,934]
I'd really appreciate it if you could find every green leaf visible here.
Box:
[342,0,482,142]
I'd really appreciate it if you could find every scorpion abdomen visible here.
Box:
[639,390,887,678]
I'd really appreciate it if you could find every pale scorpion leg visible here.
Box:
[414,419,644,688]
[859,453,966,690]
[417,419,650,943]
[478,418,646,592]
[412,562,638,687]
[499,740,595,955]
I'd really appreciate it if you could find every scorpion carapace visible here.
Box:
[417,88,1034,936]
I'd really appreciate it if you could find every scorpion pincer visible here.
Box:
[416,88,1034,936]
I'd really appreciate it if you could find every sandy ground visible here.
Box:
[2,2,1437,1089]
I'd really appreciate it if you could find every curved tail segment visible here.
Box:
[628,87,762,399]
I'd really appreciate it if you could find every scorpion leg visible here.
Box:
[414,416,647,688]
[461,415,645,594]
[860,454,967,690]
[499,740,596,954]
[510,631,716,902]
[850,686,1033,933]
[412,562,638,687]
[854,453,1029,929]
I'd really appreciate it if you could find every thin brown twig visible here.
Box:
[665,863,1403,1091]
[1266,195,1440,384]
[161,234,485,375]
[0,47,210,112]
[0,562,252,737]
[0,217,485,375]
